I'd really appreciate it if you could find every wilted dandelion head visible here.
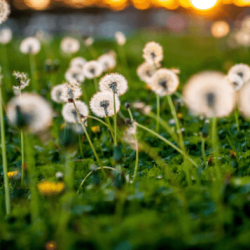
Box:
[237,81,250,117]
[84,37,94,46]
[149,69,179,96]
[65,67,85,83]
[143,42,163,65]
[224,74,244,91]
[99,73,128,96]
[183,73,236,118]
[0,28,12,44]
[13,71,30,90]
[61,81,82,102]
[83,61,103,79]
[70,57,87,70]
[0,0,10,25]
[20,37,41,55]
[62,101,89,123]
[90,91,120,118]
[115,31,126,46]
[98,53,116,72]
[37,181,65,196]
[6,93,53,133]
[228,64,250,84]
[51,84,65,103]
[137,62,156,84]
[61,37,80,54]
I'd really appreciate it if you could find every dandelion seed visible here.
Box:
[183,73,236,118]
[37,181,65,196]
[6,93,53,133]
[65,67,85,83]
[224,74,244,91]
[84,37,94,46]
[90,91,120,118]
[62,101,89,123]
[20,37,41,55]
[83,61,103,79]
[115,31,126,46]
[98,53,116,72]
[0,0,10,25]
[61,81,82,102]
[149,69,179,96]
[99,73,128,96]
[13,71,30,90]
[143,42,163,65]
[0,28,12,44]
[237,81,250,117]
[137,62,156,84]
[228,64,250,83]
[70,57,87,70]
[51,84,65,103]
[61,37,80,54]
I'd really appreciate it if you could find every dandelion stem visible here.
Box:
[77,166,117,194]
[93,77,98,92]
[113,92,117,146]
[135,122,198,168]
[78,135,84,158]
[201,137,206,164]
[0,79,10,215]
[105,116,115,143]
[234,108,240,131]
[128,108,133,121]
[72,100,106,177]
[156,94,160,132]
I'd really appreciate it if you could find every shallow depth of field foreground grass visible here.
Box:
[1,30,250,250]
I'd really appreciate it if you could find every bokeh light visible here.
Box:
[24,0,51,10]
[191,0,218,10]
[211,20,230,38]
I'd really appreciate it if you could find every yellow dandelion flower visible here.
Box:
[91,126,101,133]
[37,181,65,196]
[7,171,21,180]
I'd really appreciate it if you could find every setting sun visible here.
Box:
[191,0,218,10]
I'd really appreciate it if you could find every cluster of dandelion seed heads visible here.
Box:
[83,61,103,79]
[61,81,82,102]
[20,37,41,55]
[99,73,128,96]
[0,0,10,25]
[61,37,80,54]
[65,67,85,83]
[115,31,126,46]
[143,42,163,65]
[137,62,156,84]
[183,73,236,118]
[51,84,65,103]
[228,64,250,84]
[149,69,179,96]
[90,91,120,118]
[0,28,12,44]
[70,57,86,70]
[37,181,65,196]
[6,93,53,133]
[13,71,30,90]
[98,53,116,72]
[62,101,89,123]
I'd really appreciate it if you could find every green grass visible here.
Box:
[1,30,250,249]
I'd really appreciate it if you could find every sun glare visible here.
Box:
[191,0,218,10]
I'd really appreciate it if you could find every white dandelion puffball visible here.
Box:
[90,91,120,118]
[99,73,128,96]
[238,81,250,117]
[6,93,53,133]
[85,37,94,46]
[115,31,126,46]
[228,64,250,84]
[65,67,85,83]
[62,101,89,123]
[183,73,236,118]
[13,71,30,90]
[61,81,82,102]
[70,57,87,70]
[137,62,156,84]
[0,0,10,25]
[98,53,116,72]
[235,30,250,47]
[20,37,41,55]
[61,37,80,54]
[83,61,103,79]
[143,42,163,65]
[149,69,179,96]
[224,74,244,91]
[51,84,65,103]
[0,28,12,44]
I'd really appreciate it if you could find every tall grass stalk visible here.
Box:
[113,92,117,146]
[156,94,160,132]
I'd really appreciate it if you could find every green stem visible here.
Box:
[0,81,10,214]
[128,108,133,121]
[201,138,206,164]
[133,130,139,183]
[156,94,160,132]
[234,108,240,131]
[21,129,25,187]
[78,135,83,158]
[77,166,117,194]
[93,77,98,92]
[64,153,75,191]
[135,122,198,168]
[105,116,115,143]
[113,92,117,146]
[72,100,106,177]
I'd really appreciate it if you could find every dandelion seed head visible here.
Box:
[115,31,126,46]
[237,81,250,118]
[224,74,244,91]
[90,91,120,118]
[99,73,128,96]
[143,42,163,65]
[0,0,10,25]
[84,37,94,46]
[13,71,30,90]
[228,64,250,84]
[149,68,179,96]
[51,84,65,103]
[6,93,53,133]
[98,53,116,72]
[83,61,103,79]
[70,57,87,70]
[0,28,12,44]
[65,67,85,83]
[183,73,236,118]
[62,101,89,123]
[133,101,146,110]
[20,37,41,55]
[61,37,80,54]
[137,62,156,84]
[61,81,82,102]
